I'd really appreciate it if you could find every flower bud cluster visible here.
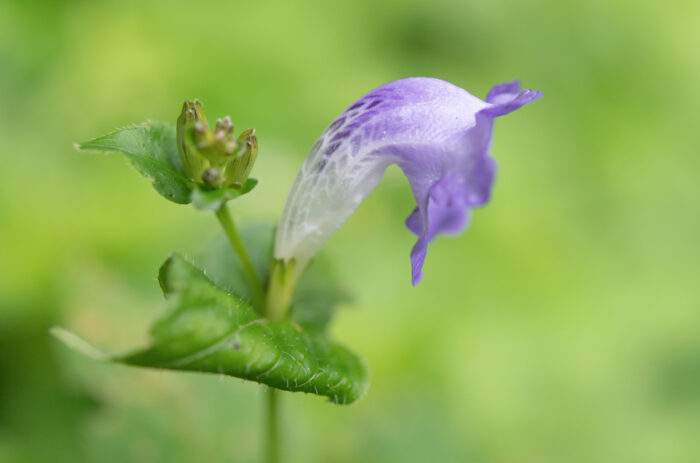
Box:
[177,99,258,188]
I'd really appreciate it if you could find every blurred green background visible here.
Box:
[1,0,699,461]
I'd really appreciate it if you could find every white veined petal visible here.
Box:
[274,77,488,273]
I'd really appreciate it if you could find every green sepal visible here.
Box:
[76,121,193,204]
[51,254,368,404]
[190,178,258,211]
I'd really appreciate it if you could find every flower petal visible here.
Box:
[406,174,474,285]
[275,77,541,283]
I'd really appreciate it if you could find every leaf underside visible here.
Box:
[77,122,192,204]
[53,227,366,404]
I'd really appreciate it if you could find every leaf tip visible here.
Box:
[50,326,111,361]
[73,142,82,150]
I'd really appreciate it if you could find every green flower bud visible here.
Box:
[175,99,258,189]
[176,99,210,181]
[223,129,258,187]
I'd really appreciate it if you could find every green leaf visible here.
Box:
[76,121,193,204]
[190,178,258,211]
[52,254,368,404]
[195,224,350,331]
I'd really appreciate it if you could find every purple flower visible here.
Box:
[275,77,542,285]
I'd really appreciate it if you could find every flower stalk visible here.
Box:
[214,204,265,307]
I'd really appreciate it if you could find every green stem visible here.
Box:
[265,259,299,322]
[266,388,279,463]
[214,204,265,306]
[214,205,283,462]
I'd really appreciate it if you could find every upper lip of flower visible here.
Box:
[275,77,542,285]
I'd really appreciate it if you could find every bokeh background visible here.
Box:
[1,0,699,461]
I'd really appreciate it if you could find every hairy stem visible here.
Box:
[214,204,265,307]
[265,259,299,322]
